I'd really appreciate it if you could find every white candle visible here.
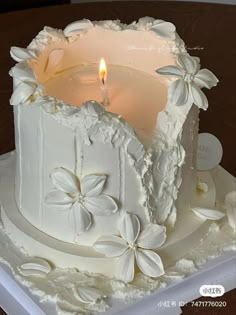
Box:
[43,64,167,144]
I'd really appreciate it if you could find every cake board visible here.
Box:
[0,151,236,315]
[0,250,235,315]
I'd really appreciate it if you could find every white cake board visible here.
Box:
[1,252,236,315]
[0,151,236,315]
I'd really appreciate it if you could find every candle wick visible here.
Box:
[102,77,105,85]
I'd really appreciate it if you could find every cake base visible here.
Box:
[0,151,218,276]
[0,152,236,315]
[1,251,236,315]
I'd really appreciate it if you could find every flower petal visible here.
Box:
[118,212,140,244]
[93,235,128,257]
[18,257,51,277]
[10,82,35,106]
[74,286,103,304]
[135,249,165,277]
[64,19,93,37]
[69,203,92,235]
[81,174,106,197]
[115,249,135,283]
[177,54,199,74]
[51,167,79,194]
[156,65,184,77]
[151,21,176,40]
[84,195,118,216]
[194,69,219,89]
[192,207,225,220]
[10,46,35,62]
[44,189,73,209]
[169,78,188,106]
[189,82,208,110]
[10,63,36,83]
[137,224,166,250]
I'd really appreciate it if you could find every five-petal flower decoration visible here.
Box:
[156,54,219,110]
[45,167,118,235]
[93,212,166,283]
[9,52,43,106]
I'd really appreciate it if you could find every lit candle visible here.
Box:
[43,64,167,144]
[99,58,110,107]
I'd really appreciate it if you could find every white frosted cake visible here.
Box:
[0,17,235,314]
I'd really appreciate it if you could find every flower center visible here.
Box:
[183,72,194,83]
[77,193,85,204]
[129,242,138,251]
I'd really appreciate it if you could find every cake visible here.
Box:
[0,17,235,314]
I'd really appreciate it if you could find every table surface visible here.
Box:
[0,2,235,315]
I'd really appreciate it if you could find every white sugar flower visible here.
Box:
[151,20,176,40]
[9,61,43,106]
[94,212,166,283]
[10,46,36,62]
[45,168,118,235]
[156,54,219,110]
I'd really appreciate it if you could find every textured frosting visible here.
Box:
[9,18,203,247]
[0,153,235,315]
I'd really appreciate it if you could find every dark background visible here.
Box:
[0,0,69,13]
[0,1,235,315]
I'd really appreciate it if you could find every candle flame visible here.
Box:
[99,58,107,84]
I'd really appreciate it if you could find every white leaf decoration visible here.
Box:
[18,257,51,277]
[10,46,35,62]
[194,69,219,89]
[189,82,209,110]
[10,82,35,106]
[10,63,36,82]
[119,212,140,244]
[74,286,103,304]
[115,249,135,283]
[64,19,93,37]
[69,203,92,235]
[51,167,79,194]
[45,49,64,74]
[151,20,176,40]
[137,224,166,250]
[84,195,118,216]
[135,249,165,278]
[224,191,236,229]
[192,207,225,220]
[93,235,128,257]
[81,174,106,197]
[44,189,73,208]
